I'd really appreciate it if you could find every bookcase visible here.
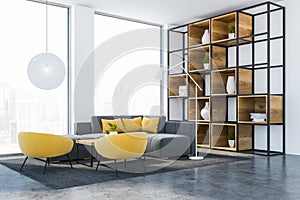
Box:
[167,2,285,155]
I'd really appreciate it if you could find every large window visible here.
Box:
[0,1,69,154]
[94,14,161,116]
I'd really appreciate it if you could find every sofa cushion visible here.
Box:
[143,116,166,133]
[101,118,124,133]
[91,115,143,133]
[142,117,159,133]
[122,117,142,132]
[75,122,91,135]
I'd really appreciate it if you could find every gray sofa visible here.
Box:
[53,115,196,161]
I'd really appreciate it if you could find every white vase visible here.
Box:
[228,140,235,148]
[178,86,187,96]
[202,29,210,44]
[203,63,209,69]
[228,33,235,39]
[200,102,209,120]
[226,76,235,94]
[110,131,118,135]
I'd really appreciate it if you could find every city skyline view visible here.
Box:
[0,1,68,154]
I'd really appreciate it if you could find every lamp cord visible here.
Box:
[46,0,48,53]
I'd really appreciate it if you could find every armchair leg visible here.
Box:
[19,156,28,172]
[66,154,73,169]
[114,160,118,177]
[96,161,100,171]
[43,159,49,175]
[96,156,101,171]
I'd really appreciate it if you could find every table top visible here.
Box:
[76,139,96,146]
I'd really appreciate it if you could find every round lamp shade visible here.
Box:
[28,53,66,90]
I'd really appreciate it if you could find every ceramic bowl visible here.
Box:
[250,113,266,122]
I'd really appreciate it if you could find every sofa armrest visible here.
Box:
[75,122,92,135]
[165,121,196,155]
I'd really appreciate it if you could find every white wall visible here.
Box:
[281,0,300,155]
[71,5,94,126]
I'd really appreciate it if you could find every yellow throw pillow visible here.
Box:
[122,117,142,132]
[101,119,124,133]
[142,117,159,133]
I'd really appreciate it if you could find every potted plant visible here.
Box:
[106,123,118,135]
[228,25,235,39]
[202,55,209,69]
[227,131,235,148]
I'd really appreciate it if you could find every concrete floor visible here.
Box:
[0,154,299,200]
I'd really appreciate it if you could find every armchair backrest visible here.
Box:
[18,132,73,158]
[94,132,147,160]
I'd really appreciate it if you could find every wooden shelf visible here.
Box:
[212,38,252,47]
[189,20,210,46]
[197,144,210,148]
[168,3,284,154]
[212,46,226,69]
[189,98,210,121]
[189,46,210,71]
[238,124,252,151]
[211,96,226,122]
[213,146,236,151]
[197,123,210,148]
[238,95,283,124]
[211,123,252,151]
[169,96,188,98]
[189,73,205,97]
[211,68,252,95]
[189,69,210,74]
[211,123,237,151]
[212,12,252,43]
[168,74,187,97]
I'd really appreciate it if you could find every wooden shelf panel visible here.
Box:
[189,69,210,73]
[189,46,210,71]
[168,74,187,97]
[211,93,237,97]
[238,124,252,151]
[169,96,188,98]
[213,146,236,151]
[211,68,252,95]
[197,123,210,147]
[211,96,227,122]
[212,46,226,70]
[238,95,283,124]
[212,38,252,47]
[189,73,205,97]
[212,12,252,43]
[211,124,237,150]
[189,20,210,46]
[189,97,210,100]
[197,144,210,148]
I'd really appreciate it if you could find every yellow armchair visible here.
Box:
[18,132,74,174]
[94,132,147,175]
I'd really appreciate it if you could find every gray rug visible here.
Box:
[0,154,249,189]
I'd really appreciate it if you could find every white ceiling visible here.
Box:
[52,0,281,25]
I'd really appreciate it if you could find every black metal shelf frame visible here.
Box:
[167,1,285,156]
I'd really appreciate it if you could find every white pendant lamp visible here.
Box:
[27,0,65,90]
